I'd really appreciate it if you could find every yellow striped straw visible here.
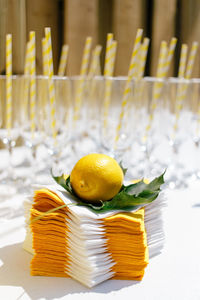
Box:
[185,41,198,79]
[114,28,143,145]
[156,41,168,78]
[73,36,92,123]
[41,37,49,124]
[132,38,150,128]
[88,45,102,120]
[173,42,198,133]
[137,37,150,78]
[103,40,118,130]
[110,40,117,76]
[88,45,102,103]
[96,54,102,75]
[178,44,188,78]
[45,28,54,76]
[163,37,177,77]
[6,34,12,135]
[42,37,49,76]
[143,41,168,140]
[104,33,114,76]
[128,28,143,79]
[88,45,102,77]
[29,31,36,138]
[173,44,188,133]
[24,41,31,75]
[45,27,57,143]
[130,38,150,129]
[80,37,92,76]
[58,44,69,76]
[23,41,31,118]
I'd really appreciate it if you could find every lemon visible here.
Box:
[70,153,124,202]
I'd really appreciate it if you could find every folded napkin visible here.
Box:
[23,185,166,287]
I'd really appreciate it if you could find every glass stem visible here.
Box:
[31,144,37,176]
[7,139,14,179]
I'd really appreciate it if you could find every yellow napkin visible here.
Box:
[24,185,165,287]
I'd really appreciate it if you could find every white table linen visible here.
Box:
[0,146,200,299]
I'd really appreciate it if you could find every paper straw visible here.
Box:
[156,41,168,78]
[104,33,113,76]
[88,45,102,105]
[110,40,117,76]
[73,37,92,123]
[88,45,102,77]
[130,38,150,129]
[24,41,31,75]
[6,34,12,134]
[88,45,102,121]
[23,41,31,119]
[173,42,198,133]
[185,41,198,79]
[96,54,102,75]
[173,44,188,131]
[137,37,150,78]
[163,37,177,77]
[178,44,188,78]
[80,37,92,76]
[127,29,143,79]
[131,38,150,129]
[114,29,143,144]
[45,28,54,76]
[42,37,48,76]
[40,37,49,128]
[103,40,118,129]
[29,31,36,138]
[45,27,57,142]
[58,44,69,76]
[144,41,168,138]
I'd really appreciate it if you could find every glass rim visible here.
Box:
[0,74,199,84]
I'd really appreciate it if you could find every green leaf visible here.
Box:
[52,173,75,196]
[146,171,165,191]
[123,180,147,195]
[119,161,128,176]
[52,171,165,213]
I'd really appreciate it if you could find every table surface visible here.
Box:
[0,152,200,300]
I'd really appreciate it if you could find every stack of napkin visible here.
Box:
[24,185,165,287]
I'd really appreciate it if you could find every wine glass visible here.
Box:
[41,75,72,175]
[65,75,100,166]
[128,77,167,180]
[181,78,200,182]
[0,75,24,196]
[17,75,47,187]
[99,76,136,172]
[86,75,104,144]
[158,77,192,188]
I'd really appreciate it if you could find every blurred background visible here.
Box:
[0,0,199,77]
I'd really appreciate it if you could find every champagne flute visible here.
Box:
[0,76,23,195]
[67,76,99,165]
[128,77,166,180]
[161,77,191,188]
[181,78,200,182]
[42,76,72,175]
[99,76,135,172]
[19,75,46,186]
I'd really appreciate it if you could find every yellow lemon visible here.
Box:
[70,153,124,202]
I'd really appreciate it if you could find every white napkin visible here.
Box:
[23,184,166,287]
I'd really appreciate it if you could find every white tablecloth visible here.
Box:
[0,156,200,299]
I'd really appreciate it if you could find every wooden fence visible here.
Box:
[0,0,199,77]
